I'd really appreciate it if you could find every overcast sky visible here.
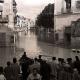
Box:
[15,0,54,20]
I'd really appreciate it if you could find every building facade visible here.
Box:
[54,0,80,47]
[15,15,28,31]
[54,13,80,47]
[15,15,34,31]
[54,0,80,15]
[0,0,17,47]
[3,0,17,29]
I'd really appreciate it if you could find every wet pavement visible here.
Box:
[16,30,80,60]
[0,30,80,67]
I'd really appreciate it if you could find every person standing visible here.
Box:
[27,68,41,80]
[4,61,12,80]
[29,58,40,73]
[11,58,20,80]
[40,61,51,80]
[73,56,80,73]
[19,52,30,64]
[0,66,6,80]
[38,55,43,63]
[50,57,58,80]
[19,52,33,80]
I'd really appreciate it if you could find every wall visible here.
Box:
[55,13,80,30]
[55,13,80,47]
[3,0,15,29]
[71,0,80,13]
[54,0,80,15]
[71,37,80,48]
[0,25,14,46]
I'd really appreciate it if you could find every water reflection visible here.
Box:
[0,30,80,67]
[17,30,79,60]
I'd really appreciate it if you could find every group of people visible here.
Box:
[0,52,80,80]
[0,57,20,80]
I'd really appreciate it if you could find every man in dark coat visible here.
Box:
[4,61,12,80]
[19,52,33,80]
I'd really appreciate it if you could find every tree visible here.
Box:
[35,3,54,28]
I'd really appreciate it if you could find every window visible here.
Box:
[76,1,80,9]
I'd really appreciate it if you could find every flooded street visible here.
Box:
[0,30,80,67]
[17,30,79,60]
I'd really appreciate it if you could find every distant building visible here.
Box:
[16,15,26,27]
[28,19,35,29]
[15,15,28,31]
[15,15,34,31]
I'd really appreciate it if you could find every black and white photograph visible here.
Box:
[0,0,80,80]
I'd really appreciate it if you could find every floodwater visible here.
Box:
[17,30,79,60]
[0,30,79,67]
